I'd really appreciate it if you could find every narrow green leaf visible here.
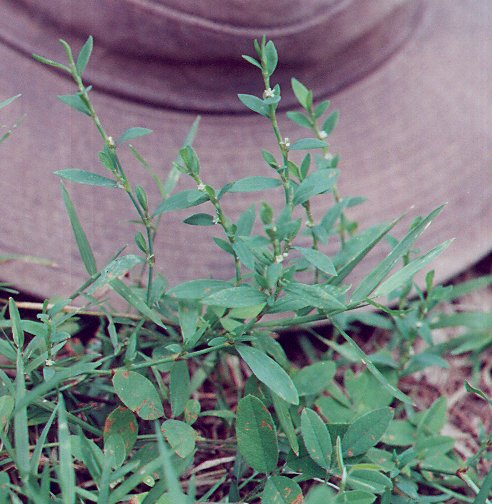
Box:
[465,381,492,405]
[0,94,21,110]
[31,406,58,474]
[263,476,304,503]
[322,111,339,135]
[334,490,376,503]
[57,395,75,504]
[374,240,453,297]
[474,466,492,504]
[88,254,144,294]
[113,369,164,420]
[271,392,299,455]
[291,78,309,109]
[14,349,30,477]
[284,282,346,311]
[154,189,208,216]
[238,94,269,117]
[75,35,93,76]
[8,298,24,349]
[314,99,331,119]
[58,93,91,116]
[301,408,332,470]
[55,169,119,188]
[167,279,231,300]
[0,395,14,429]
[225,176,282,193]
[161,420,196,458]
[264,40,278,76]
[290,138,328,151]
[170,361,190,417]
[109,279,165,328]
[183,213,215,226]
[351,205,445,302]
[61,183,97,276]
[236,395,278,473]
[242,54,262,69]
[203,286,267,308]
[286,111,313,128]
[237,345,299,405]
[118,127,153,145]
[33,53,70,72]
[294,247,337,276]
[342,408,393,457]
[293,169,339,206]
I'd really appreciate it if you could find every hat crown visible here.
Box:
[3,0,422,111]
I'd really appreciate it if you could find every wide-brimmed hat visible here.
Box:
[0,0,491,300]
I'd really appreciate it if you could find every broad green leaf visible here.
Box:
[264,40,278,76]
[104,432,126,469]
[262,476,304,503]
[9,298,24,349]
[236,395,278,473]
[0,94,21,110]
[161,420,196,458]
[301,408,332,470]
[170,361,190,417]
[284,282,346,311]
[183,213,215,226]
[382,420,416,446]
[238,94,269,117]
[75,35,93,76]
[61,183,97,276]
[178,301,200,346]
[225,176,282,193]
[342,408,393,457]
[416,397,448,435]
[103,406,138,457]
[167,279,231,300]
[291,78,309,109]
[314,99,331,119]
[286,111,312,128]
[184,399,201,425]
[322,111,339,135]
[294,247,337,276]
[88,254,144,293]
[290,138,328,151]
[55,168,119,188]
[203,286,267,308]
[118,127,153,144]
[0,395,14,428]
[294,361,336,396]
[374,240,453,297]
[237,345,299,405]
[58,93,91,116]
[346,470,392,495]
[57,395,75,504]
[271,393,299,455]
[293,169,339,206]
[154,189,209,216]
[109,279,165,328]
[113,370,164,420]
[334,491,376,503]
[351,205,445,302]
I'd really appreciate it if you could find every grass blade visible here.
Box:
[57,394,75,504]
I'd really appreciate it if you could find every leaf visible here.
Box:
[290,138,328,151]
[75,35,93,76]
[14,347,29,478]
[161,419,196,458]
[88,254,144,293]
[291,78,310,109]
[57,395,75,504]
[61,183,97,276]
[286,111,312,128]
[271,393,299,455]
[203,286,267,308]
[236,395,278,473]
[294,361,336,396]
[238,94,269,117]
[113,369,164,420]
[284,282,346,311]
[183,213,215,226]
[154,189,209,216]
[262,476,304,504]
[351,205,445,302]
[109,278,165,328]
[264,40,278,76]
[178,301,200,346]
[374,240,453,297]
[301,408,332,470]
[58,93,91,116]
[293,170,339,206]
[474,466,492,504]
[0,94,21,110]
[465,381,492,405]
[342,408,393,457]
[0,395,14,429]
[9,298,24,349]
[242,54,262,69]
[322,111,340,135]
[236,345,299,405]
[170,361,190,417]
[294,247,337,276]
[346,470,392,495]
[334,491,376,503]
[103,406,138,457]
[225,176,282,193]
[118,127,153,144]
[417,397,448,435]
[167,279,231,300]
[55,168,119,188]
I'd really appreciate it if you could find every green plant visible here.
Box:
[0,36,490,503]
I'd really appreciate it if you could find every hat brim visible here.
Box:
[0,1,491,300]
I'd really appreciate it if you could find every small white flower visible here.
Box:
[305,220,313,228]
[45,359,55,367]
[197,183,206,191]
[282,252,289,258]
[212,216,220,225]
[263,88,275,99]
[324,151,334,161]
[274,255,284,264]
[107,136,116,147]
[319,130,328,139]
[280,137,291,149]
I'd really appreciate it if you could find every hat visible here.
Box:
[0,0,491,300]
